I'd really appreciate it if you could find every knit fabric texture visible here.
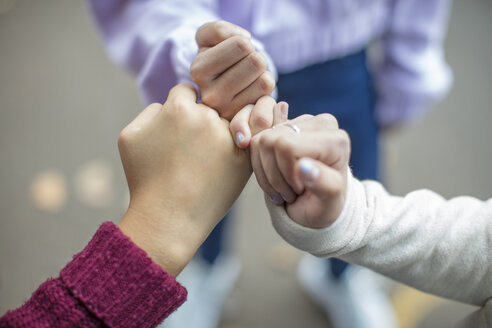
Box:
[0,222,187,328]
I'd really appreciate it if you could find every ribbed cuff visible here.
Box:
[60,222,187,328]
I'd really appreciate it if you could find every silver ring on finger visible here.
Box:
[271,122,300,133]
[285,122,300,133]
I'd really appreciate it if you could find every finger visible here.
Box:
[273,129,350,194]
[229,104,254,148]
[213,51,267,100]
[295,158,345,202]
[196,20,250,48]
[259,138,297,203]
[167,83,198,105]
[250,136,283,205]
[296,113,339,131]
[191,36,254,82]
[277,113,338,132]
[284,157,346,228]
[273,102,289,126]
[226,71,275,118]
[291,130,350,169]
[273,136,304,195]
[249,96,275,135]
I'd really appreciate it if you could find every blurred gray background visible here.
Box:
[0,1,491,327]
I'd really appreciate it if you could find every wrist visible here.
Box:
[118,205,199,277]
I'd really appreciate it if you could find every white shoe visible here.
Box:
[297,255,398,328]
[159,254,241,328]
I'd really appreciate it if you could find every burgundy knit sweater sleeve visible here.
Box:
[0,222,187,328]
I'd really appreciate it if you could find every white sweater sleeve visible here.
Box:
[266,173,492,308]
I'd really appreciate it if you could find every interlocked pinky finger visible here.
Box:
[273,102,289,126]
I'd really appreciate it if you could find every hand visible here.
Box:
[117,84,252,276]
[250,114,351,228]
[190,20,275,120]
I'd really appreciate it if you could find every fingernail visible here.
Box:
[280,102,289,118]
[300,159,319,187]
[235,132,245,145]
[270,195,280,205]
[281,194,289,202]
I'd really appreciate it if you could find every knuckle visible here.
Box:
[258,72,275,94]
[318,113,339,128]
[204,107,220,125]
[248,52,267,71]
[258,134,274,150]
[201,90,222,108]
[195,23,208,41]
[213,20,230,40]
[296,114,313,121]
[167,85,188,104]
[168,84,180,97]
[337,130,350,148]
[276,137,294,157]
[337,130,351,160]
[219,106,235,120]
[165,97,190,119]
[258,94,274,104]
[197,21,212,32]
[251,134,261,150]
[167,94,187,111]
[251,113,272,131]
[117,129,132,151]
[189,61,204,83]
[321,129,351,170]
[232,35,254,54]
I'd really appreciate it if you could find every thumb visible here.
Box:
[295,157,345,201]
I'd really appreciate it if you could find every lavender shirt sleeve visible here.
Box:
[0,222,187,328]
[373,0,453,127]
[86,0,277,105]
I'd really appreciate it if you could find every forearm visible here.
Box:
[373,0,453,126]
[87,0,219,103]
[268,174,492,306]
[340,178,492,306]
[0,222,187,328]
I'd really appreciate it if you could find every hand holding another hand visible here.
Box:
[250,114,351,229]
[117,84,252,276]
[191,21,275,120]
